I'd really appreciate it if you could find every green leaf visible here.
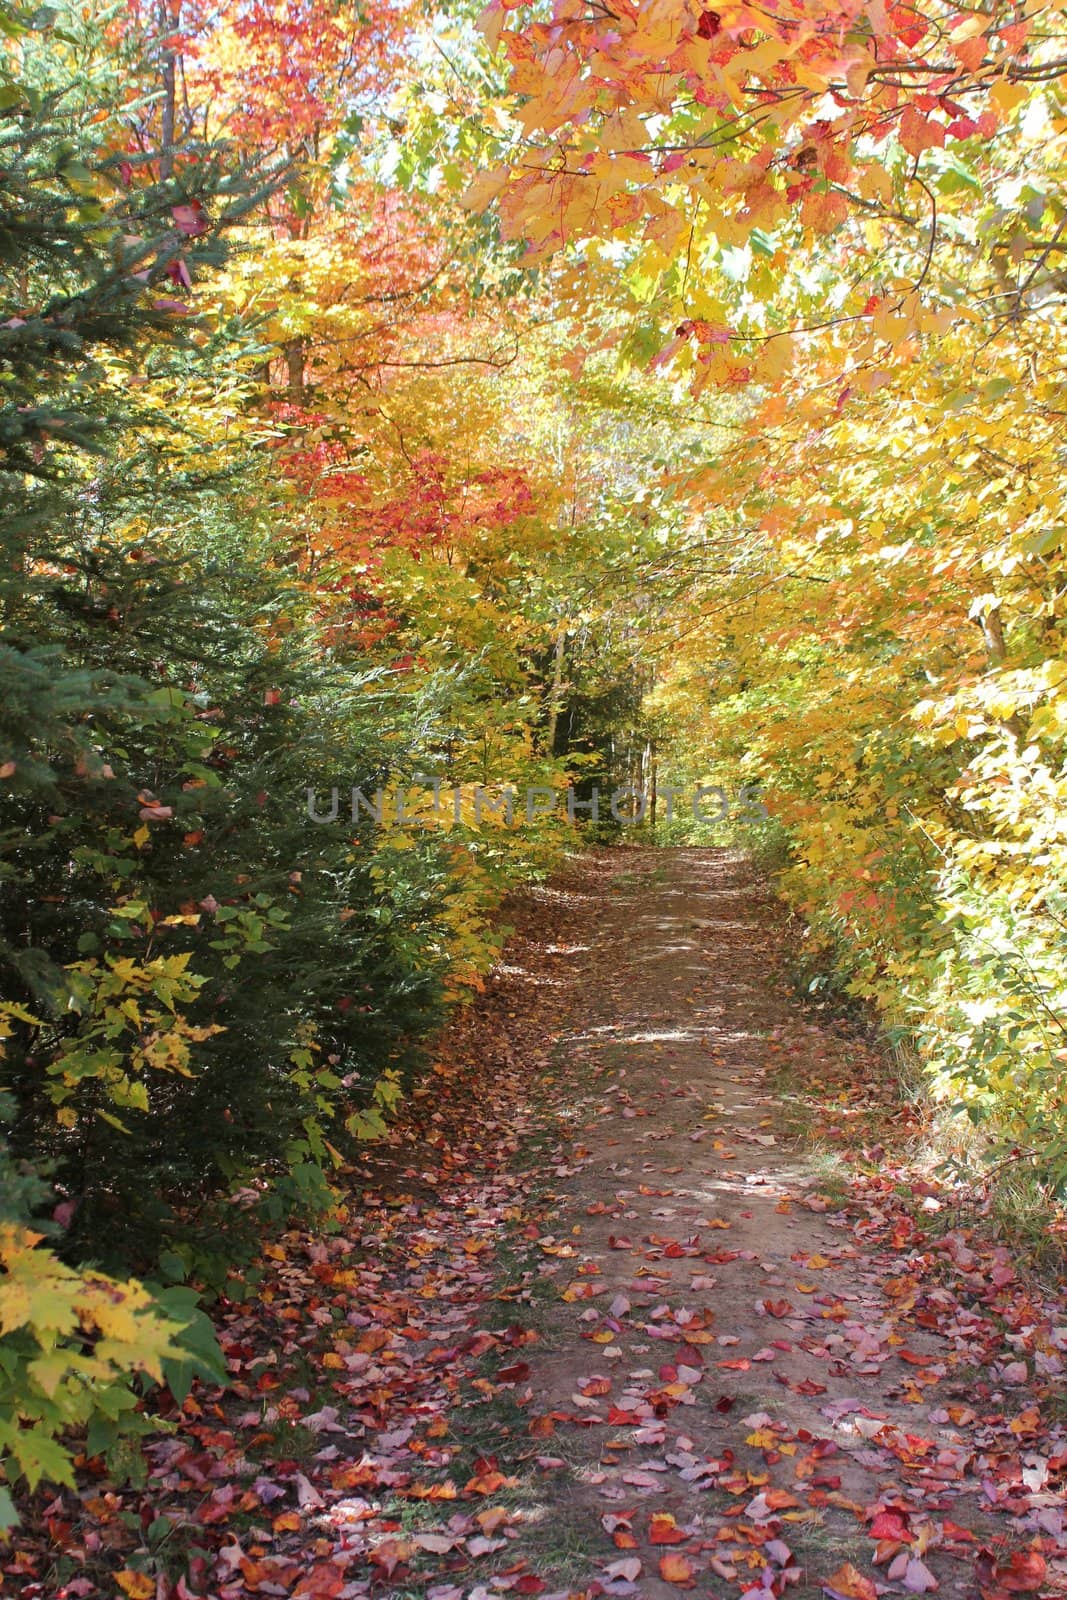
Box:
[0,1486,18,1533]
[9,1425,75,1490]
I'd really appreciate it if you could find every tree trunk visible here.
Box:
[284,338,306,401]
[546,630,566,754]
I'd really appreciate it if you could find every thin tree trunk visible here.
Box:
[642,740,657,828]
[976,601,1027,741]
[284,338,306,401]
[977,603,1006,664]
[546,630,566,754]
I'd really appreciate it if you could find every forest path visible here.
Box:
[491,847,1063,1600]
[23,849,1064,1600]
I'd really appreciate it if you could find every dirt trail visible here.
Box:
[501,848,1065,1600]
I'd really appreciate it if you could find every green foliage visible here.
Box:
[0,1221,205,1515]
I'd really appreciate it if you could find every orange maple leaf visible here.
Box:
[658,1553,696,1586]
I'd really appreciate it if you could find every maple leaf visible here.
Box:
[650,1512,688,1544]
[658,1553,696,1586]
[826,1563,879,1600]
[115,1574,154,1600]
[995,1551,1047,1593]
[292,1565,346,1598]
[898,106,947,156]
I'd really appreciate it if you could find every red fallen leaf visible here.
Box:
[650,1512,688,1545]
[608,1405,638,1424]
[996,1551,1047,1593]
[465,1469,512,1495]
[874,1539,904,1566]
[292,1565,346,1598]
[515,1579,547,1595]
[581,1376,612,1396]
[369,1539,414,1577]
[826,1563,878,1600]
[762,1488,801,1511]
[975,1548,997,1588]
[760,1299,794,1317]
[528,1415,555,1437]
[658,1553,696,1586]
[613,1530,640,1549]
[496,1362,531,1383]
[870,1509,911,1542]
[717,1358,750,1371]
[941,1520,976,1544]
[356,1328,392,1354]
[500,1324,540,1346]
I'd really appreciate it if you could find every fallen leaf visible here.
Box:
[116,1575,155,1600]
[658,1553,696,1586]
[650,1511,688,1544]
[825,1562,878,1600]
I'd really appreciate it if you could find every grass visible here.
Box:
[246,1419,321,1464]
[780,1508,877,1600]
[517,1492,601,1586]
